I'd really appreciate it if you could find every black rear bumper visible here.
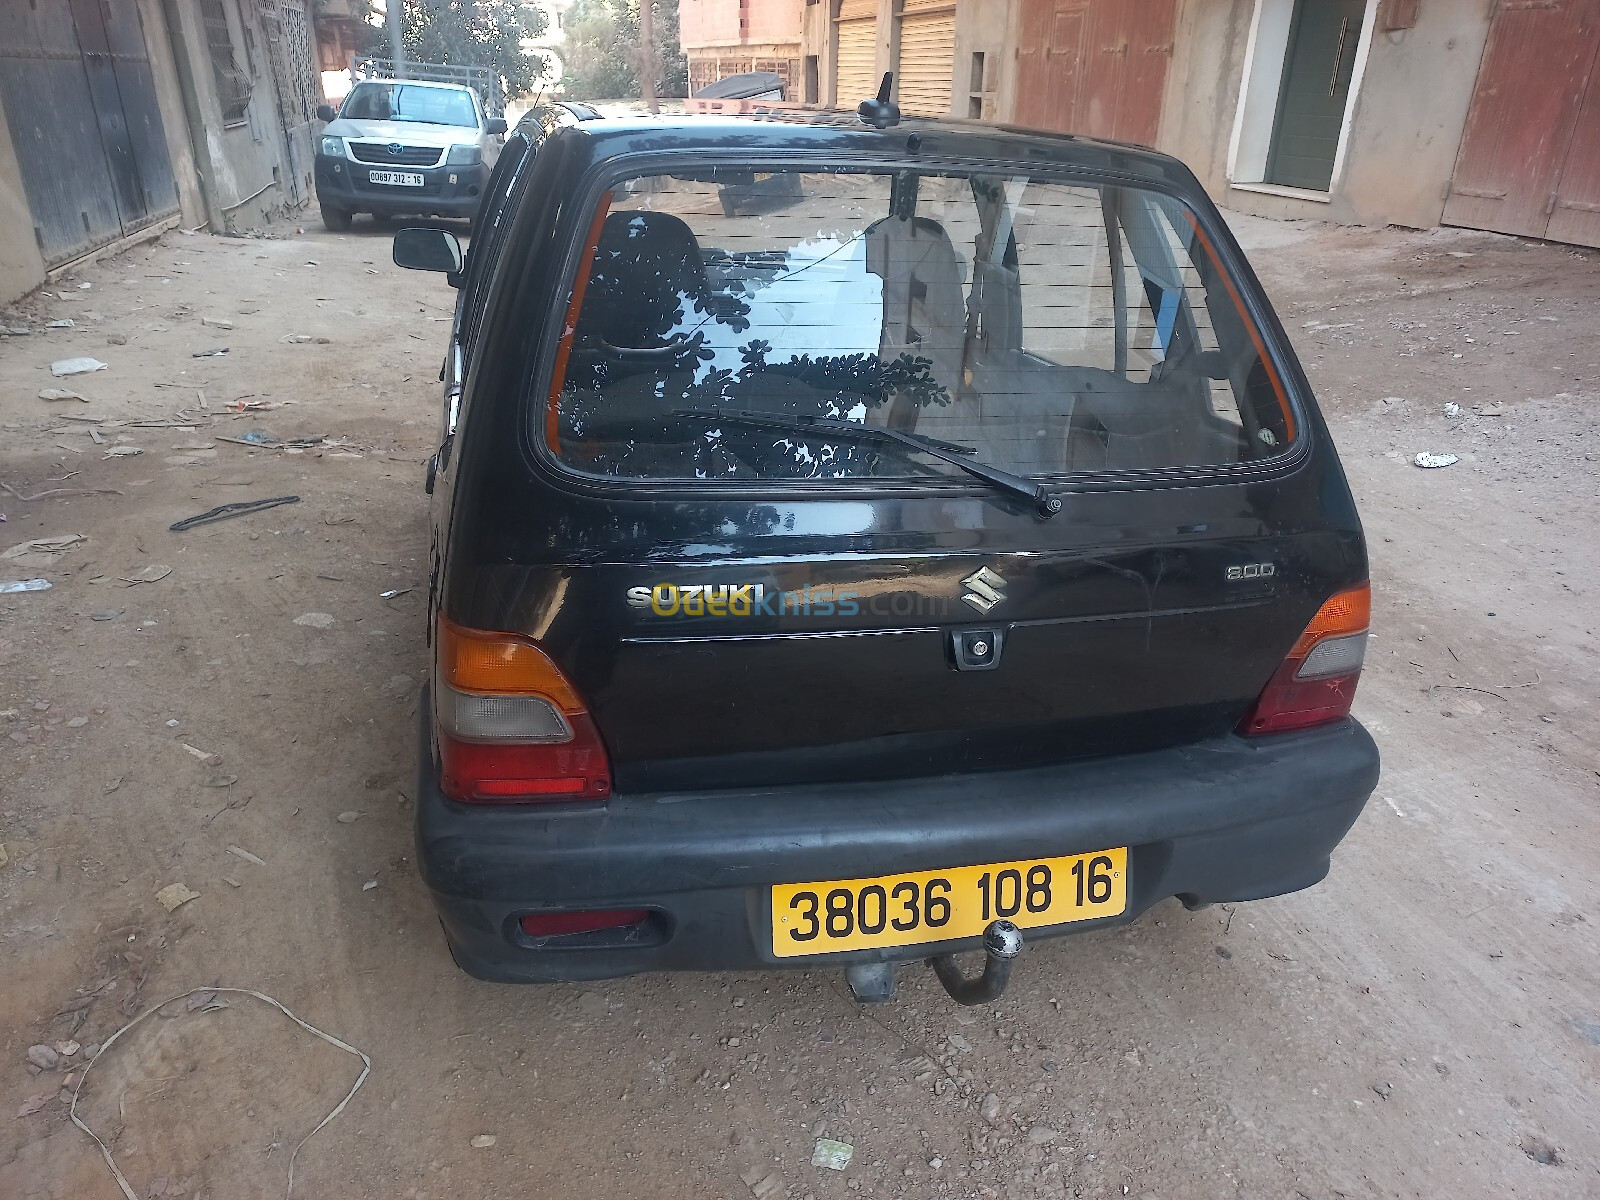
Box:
[415,695,1379,983]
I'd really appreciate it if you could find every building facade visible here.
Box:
[1,0,324,305]
[680,0,807,96]
[679,0,1600,249]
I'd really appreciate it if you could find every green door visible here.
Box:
[1266,0,1366,191]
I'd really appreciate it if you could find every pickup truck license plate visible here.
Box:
[770,848,1127,957]
[369,170,424,187]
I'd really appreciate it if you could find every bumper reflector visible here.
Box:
[520,909,649,937]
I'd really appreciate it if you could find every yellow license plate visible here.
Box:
[770,848,1127,958]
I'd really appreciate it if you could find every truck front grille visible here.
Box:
[348,142,444,167]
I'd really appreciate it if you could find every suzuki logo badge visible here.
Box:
[961,567,1007,614]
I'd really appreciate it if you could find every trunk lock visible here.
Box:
[951,628,1004,671]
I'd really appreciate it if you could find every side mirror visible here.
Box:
[316,103,337,122]
[486,116,508,136]
[393,227,465,275]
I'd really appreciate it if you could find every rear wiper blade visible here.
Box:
[676,408,1062,517]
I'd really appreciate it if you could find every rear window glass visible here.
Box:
[342,83,477,128]
[544,168,1295,482]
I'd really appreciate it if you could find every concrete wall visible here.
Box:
[748,0,806,43]
[800,1,829,103]
[1155,0,1254,194]
[682,0,804,47]
[1326,1,1491,228]
[0,91,47,305]
[138,0,207,228]
[958,0,1018,123]
[681,0,740,45]
[1157,0,1492,230]
[163,0,293,229]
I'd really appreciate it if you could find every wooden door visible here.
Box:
[1547,60,1600,246]
[1443,0,1600,243]
[1012,0,1172,145]
[1015,0,1085,132]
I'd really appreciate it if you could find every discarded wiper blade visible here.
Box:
[169,494,300,532]
[675,408,1061,517]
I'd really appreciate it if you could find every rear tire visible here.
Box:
[320,204,353,232]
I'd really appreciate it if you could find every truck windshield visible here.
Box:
[543,168,1298,483]
[341,83,477,128]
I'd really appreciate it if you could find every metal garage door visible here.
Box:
[0,0,179,267]
[896,1,956,117]
[1442,0,1600,248]
[835,1,878,110]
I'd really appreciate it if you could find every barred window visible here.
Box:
[199,0,251,126]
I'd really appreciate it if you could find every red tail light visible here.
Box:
[435,617,612,803]
[1242,582,1370,736]
[519,909,648,937]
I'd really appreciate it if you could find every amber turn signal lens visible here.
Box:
[1289,582,1370,657]
[438,616,587,711]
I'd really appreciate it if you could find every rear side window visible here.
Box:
[542,168,1295,482]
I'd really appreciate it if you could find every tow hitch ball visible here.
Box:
[843,921,1025,1005]
[930,920,1024,1005]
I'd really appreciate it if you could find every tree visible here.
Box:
[365,1,550,101]
[656,0,686,98]
[561,0,686,101]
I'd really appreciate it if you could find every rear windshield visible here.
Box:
[342,83,477,128]
[544,168,1296,482]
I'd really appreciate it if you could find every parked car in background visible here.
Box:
[314,79,506,231]
[693,71,786,102]
[392,102,1379,1005]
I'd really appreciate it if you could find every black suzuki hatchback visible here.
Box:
[395,101,1379,1002]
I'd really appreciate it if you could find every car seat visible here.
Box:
[864,215,968,425]
[579,210,713,351]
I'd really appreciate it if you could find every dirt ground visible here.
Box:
[1,207,1597,1200]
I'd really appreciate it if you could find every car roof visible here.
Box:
[351,78,476,94]
[552,110,1198,188]
[514,100,602,129]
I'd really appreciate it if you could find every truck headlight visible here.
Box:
[446,144,481,166]
[319,136,344,158]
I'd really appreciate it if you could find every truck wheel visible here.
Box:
[320,204,353,232]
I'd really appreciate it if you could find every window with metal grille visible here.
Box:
[199,0,252,125]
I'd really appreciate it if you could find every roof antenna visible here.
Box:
[857,72,900,129]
